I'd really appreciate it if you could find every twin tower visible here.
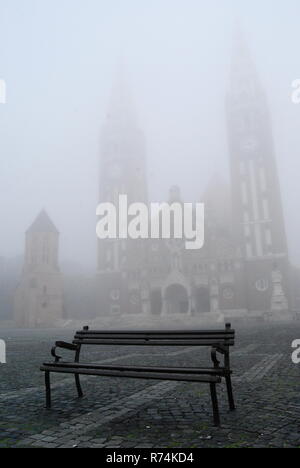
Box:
[14,34,291,327]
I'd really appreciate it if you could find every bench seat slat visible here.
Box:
[42,361,231,375]
[73,339,234,346]
[74,334,234,341]
[40,365,221,384]
[76,330,235,336]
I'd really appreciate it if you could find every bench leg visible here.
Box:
[225,375,236,411]
[75,374,83,398]
[45,371,51,409]
[210,383,220,427]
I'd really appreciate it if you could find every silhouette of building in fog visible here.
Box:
[14,210,64,327]
[14,34,294,327]
[96,33,291,323]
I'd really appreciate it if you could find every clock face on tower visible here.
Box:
[241,137,258,153]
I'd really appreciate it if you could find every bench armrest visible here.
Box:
[55,341,78,351]
[211,345,231,370]
[214,344,229,355]
[51,341,80,363]
[211,347,221,368]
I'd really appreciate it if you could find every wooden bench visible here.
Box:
[40,323,236,426]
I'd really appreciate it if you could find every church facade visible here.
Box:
[96,35,291,323]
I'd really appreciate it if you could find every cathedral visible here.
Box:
[96,34,291,324]
[14,34,293,327]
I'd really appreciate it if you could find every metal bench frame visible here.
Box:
[40,323,236,426]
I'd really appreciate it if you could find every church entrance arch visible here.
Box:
[165,284,189,315]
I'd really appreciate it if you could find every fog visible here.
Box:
[0,0,300,270]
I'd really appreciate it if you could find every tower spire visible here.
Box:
[229,25,262,102]
[106,65,137,128]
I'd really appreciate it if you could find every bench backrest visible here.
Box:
[73,323,235,348]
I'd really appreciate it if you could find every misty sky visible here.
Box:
[0,0,300,270]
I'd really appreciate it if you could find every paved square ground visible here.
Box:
[0,323,299,448]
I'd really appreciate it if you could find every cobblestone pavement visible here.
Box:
[0,324,299,448]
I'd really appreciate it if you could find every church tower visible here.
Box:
[226,31,290,318]
[14,210,64,327]
[97,75,149,316]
